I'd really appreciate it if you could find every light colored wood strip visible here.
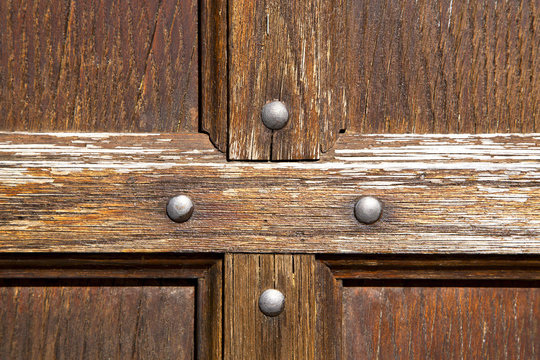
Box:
[224,254,318,359]
[228,0,347,160]
[0,132,539,254]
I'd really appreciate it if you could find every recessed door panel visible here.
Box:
[0,279,195,360]
[343,281,540,359]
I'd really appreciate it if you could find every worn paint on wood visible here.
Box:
[0,0,198,132]
[228,0,347,160]
[0,132,539,253]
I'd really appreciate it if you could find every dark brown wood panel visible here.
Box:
[315,257,343,360]
[322,256,540,360]
[1,132,539,253]
[200,0,228,152]
[346,0,540,134]
[197,256,223,360]
[322,256,540,280]
[0,279,195,360]
[0,0,198,132]
[228,0,347,160]
[0,254,222,360]
[343,283,540,359]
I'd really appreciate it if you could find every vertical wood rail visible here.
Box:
[227,0,347,160]
[200,0,229,152]
[197,259,224,360]
[224,254,341,359]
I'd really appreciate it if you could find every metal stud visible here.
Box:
[354,196,383,224]
[258,289,285,317]
[166,195,194,223]
[261,100,289,130]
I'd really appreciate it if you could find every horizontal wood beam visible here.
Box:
[1,132,539,253]
[320,255,540,280]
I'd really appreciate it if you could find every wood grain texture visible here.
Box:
[0,0,198,132]
[315,258,342,360]
[228,0,347,160]
[197,258,223,360]
[346,0,540,134]
[200,0,228,152]
[324,256,540,360]
[0,279,195,360]
[1,132,539,253]
[224,254,321,359]
[322,256,540,280]
[343,284,540,359]
[0,255,222,360]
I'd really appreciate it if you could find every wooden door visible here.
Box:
[1,0,539,359]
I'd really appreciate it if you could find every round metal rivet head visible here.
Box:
[354,196,383,224]
[166,195,194,223]
[261,101,289,130]
[258,289,285,317]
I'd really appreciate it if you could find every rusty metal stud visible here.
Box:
[261,101,289,130]
[354,196,383,224]
[258,289,285,317]
[166,195,194,223]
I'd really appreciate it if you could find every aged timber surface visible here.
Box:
[0,279,196,359]
[200,0,228,152]
[345,0,539,134]
[225,0,538,159]
[0,255,223,360]
[224,254,341,359]
[0,0,198,132]
[343,284,540,359]
[329,257,540,359]
[225,254,316,359]
[228,0,347,160]
[0,132,539,253]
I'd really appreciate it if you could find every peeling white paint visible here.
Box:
[0,169,54,186]
[1,132,163,137]
[480,193,529,203]
[477,186,509,193]
[1,133,539,254]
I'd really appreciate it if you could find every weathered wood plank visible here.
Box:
[228,0,347,160]
[346,0,539,134]
[200,0,228,152]
[0,254,218,279]
[224,254,320,359]
[0,132,539,253]
[315,258,342,360]
[0,0,198,132]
